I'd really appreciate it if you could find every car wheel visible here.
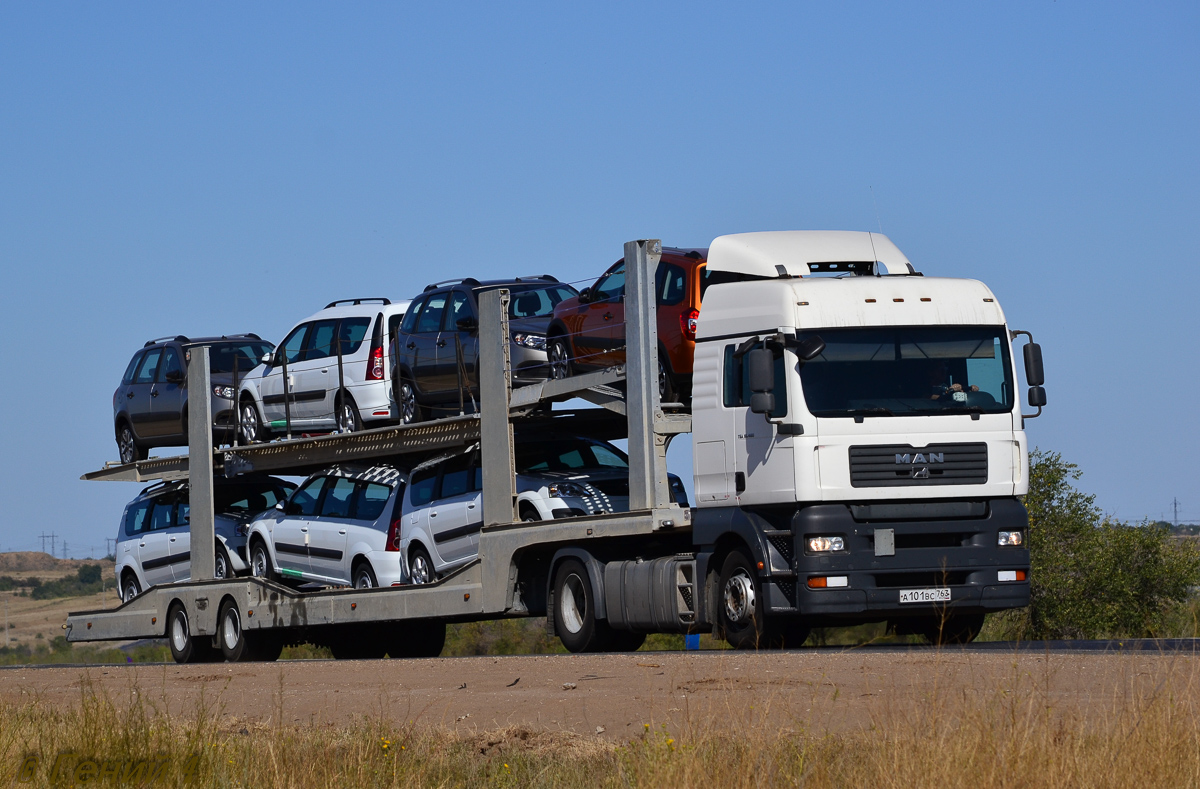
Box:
[658,359,677,403]
[250,540,276,583]
[336,393,362,434]
[218,599,281,662]
[408,546,434,585]
[168,602,218,664]
[398,378,424,425]
[920,613,985,646]
[121,573,141,603]
[353,562,377,589]
[117,423,146,465]
[239,400,266,444]
[214,545,232,580]
[548,337,573,380]
[519,504,541,523]
[717,550,769,650]
[553,559,606,653]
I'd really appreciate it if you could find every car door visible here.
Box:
[273,475,327,576]
[139,497,177,587]
[433,290,479,401]
[121,498,161,585]
[150,345,186,440]
[293,318,338,425]
[308,475,355,583]
[259,324,310,426]
[165,496,193,581]
[402,467,437,570]
[127,348,163,441]
[407,292,449,401]
[427,454,478,565]
[577,261,625,369]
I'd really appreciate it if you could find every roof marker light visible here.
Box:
[920,297,931,302]
[983,298,994,302]
[893,298,904,302]
[865,298,876,303]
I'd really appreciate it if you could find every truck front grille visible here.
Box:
[849,443,988,488]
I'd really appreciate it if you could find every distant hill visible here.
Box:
[0,552,113,573]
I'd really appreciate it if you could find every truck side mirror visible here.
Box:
[1023,343,1044,386]
[1028,386,1047,407]
[795,335,825,361]
[747,348,776,414]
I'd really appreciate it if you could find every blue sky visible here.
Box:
[1,3,1197,556]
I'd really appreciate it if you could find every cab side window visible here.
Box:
[158,347,183,382]
[289,476,326,517]
[134,349,162,384]
[408,468,437,507]
[124,501,152,536]
[723,344,788,418]
[339,317,372,355]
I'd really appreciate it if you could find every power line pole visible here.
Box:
[1173,497,1180,526]
[62,541,68,560]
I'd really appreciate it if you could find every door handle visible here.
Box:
[139,542,146,547]
[126,392,134,399]
[151,390,159,397]
[169,537,176,542]
[467,503,476,509]
[429,511,437,518]
[437,339,446,347]
[338,529,346,535]
[602,313,613,321]
[406,342,416,350]
[300,527,308,532]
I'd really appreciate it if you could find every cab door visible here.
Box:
[165,497,193,581]
[724,343,797,506]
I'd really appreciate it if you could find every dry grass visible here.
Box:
[2,652,1198,788]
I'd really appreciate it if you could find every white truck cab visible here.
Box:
[690,231,1042,647]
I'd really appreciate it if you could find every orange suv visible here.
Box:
[546,247,707,404]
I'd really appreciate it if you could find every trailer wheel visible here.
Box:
[385,620,446,658]
[553,559,606,653]
[920,613,985,646]
[218,600,281,662]
[167,603,218,664]
[329,626,387,660]
[716,550,768,650]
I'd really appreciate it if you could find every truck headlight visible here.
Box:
[512,333,547,350]
[807,536,844,552]
[212,386,235,399]
[998,531,1024,546]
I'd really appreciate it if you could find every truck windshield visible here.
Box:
[796,326,1013,417]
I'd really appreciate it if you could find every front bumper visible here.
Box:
[764,498,1031,620]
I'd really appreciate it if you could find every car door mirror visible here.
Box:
[262,352,276,366]
[795,335,826,361]
[456,316,478,332]
[577,288,592,304]
[163,369,184,383]
[275,501,285,511]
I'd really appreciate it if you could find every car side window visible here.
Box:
[416,293,447,333]
[280,325,309,365]
[134,348,162,384]
[409,469,437,507]
[320,477,356,518]
[306,319,338,362]
[438,455,472,499]
[122,352,144,384]
[473,465,483,491]
[443,291,473,331]
[124,501,152,536]
[177,501,190,525]
[290,476,326,517]
[158,347,183,382]
[593,263,625,301]
[353,481,392,522]
[150,499,177,531]
[400,297,426,334]
[656,263,686,306]
[338,317,372,355]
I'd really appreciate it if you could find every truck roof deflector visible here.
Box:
[706,230,915,278]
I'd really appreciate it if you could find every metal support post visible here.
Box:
[478,289,517,527]
[624,239,671,512]
[188,346,216,581]
[336,334,346,432]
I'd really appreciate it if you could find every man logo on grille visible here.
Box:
[895,452,944,464]
[911,467,930,479]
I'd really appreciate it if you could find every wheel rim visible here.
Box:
[239,404,258,443]
[118,427,136,464]
[252,546,268,578]
[356,570,373,589]
[222,608,241,651]
[400,383,417,424]
[559,572,587,635]
[658,361,668,399]
[215,550,228,579]
[549,341,570,380]
[123,580,138,602]
[338,402,357,433]
[724,570,756,624]
[171,612,188,652]
[410,553,430,584]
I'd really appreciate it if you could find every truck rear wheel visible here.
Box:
[385,620,446,658]
[167,603,218,664]
[218,600,282,662]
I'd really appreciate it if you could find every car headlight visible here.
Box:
[512,333,547,350]
[213,386,235,399]
[998,531,1024,546]
[548,481,588,498]
[807,536,844,552]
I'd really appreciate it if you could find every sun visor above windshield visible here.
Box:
[706,231,914,278]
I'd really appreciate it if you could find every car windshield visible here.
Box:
[796,326,1014,417]
[506,285,578,319]
[208,342,275,373]
[516,438,629,473]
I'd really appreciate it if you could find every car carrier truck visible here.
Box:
[66,231,1045,661]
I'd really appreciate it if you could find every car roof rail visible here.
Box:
[424,278,481,292]
[324,298,392,309]
[514,274,559,283]
[144,335,190,347]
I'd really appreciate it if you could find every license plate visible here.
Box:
[899,587,951,604]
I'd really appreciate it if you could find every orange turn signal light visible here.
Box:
[807,577,827,589]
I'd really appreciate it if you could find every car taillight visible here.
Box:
[680,308,699,341]
[386,518,402,551]
[368,343,384,380]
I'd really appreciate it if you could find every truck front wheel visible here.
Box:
[717,550,767,649]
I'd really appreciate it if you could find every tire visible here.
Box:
[167,603,218,664]
[716,550,771,650]
[605,630,647,653]
[329,625,387,660]
[249,540,276,583]
[548,336,573,381]
[552,559,605,653]
[384,620,447,659]
[519,504,541,523]
[657,356,677,404]
[920,613,985,646]
[398,377,425,425]
[408,546,435,585]
[121,572,141,603]
[239,399,266,444]
[117,423,147,465]
[353,562,377,589]
[336,393,362,434]
[214,544,232,580]
[218,600,281,662]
